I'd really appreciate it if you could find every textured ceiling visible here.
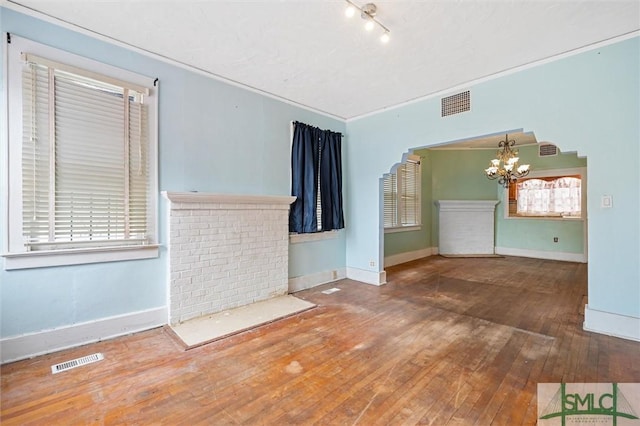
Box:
[7,0,640,120]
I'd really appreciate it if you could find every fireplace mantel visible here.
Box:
[435,200,499,212]
[163,192,295,207]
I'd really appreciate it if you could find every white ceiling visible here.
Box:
[7,0,640,120]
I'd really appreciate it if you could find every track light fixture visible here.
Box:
[344,1,391,44]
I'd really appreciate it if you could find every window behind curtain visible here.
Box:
[289,121,344,234]
[515,176,581,217]
[20,55,151,250]
[384,156,421,229]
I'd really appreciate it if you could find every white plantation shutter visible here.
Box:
[400,160,420,226]
[383,173,397,228]
[383,156,421,229]
[21,59,150,249]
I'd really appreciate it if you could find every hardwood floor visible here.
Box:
[2,256,639,425]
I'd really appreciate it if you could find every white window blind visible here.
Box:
[384,156,421,229]
[21,57,151,250]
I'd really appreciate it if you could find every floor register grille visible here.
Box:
[51,353,104,374]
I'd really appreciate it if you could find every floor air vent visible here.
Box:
[441,90,470,117]
[51,353,104,374]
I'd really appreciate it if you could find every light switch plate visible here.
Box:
[601,195,612,208]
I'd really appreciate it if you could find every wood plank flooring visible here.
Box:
[2,256,639,425]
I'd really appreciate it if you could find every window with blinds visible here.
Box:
[383,156,421,229]
[12,45,156,253]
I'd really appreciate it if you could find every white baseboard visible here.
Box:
[0,306,167,364]
[384,247,437,267]
[583,305,640,342]
[346,267,387,286]
[495,246,587,263]
[288,267,347,293]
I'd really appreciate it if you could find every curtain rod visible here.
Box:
[292,121,344,137]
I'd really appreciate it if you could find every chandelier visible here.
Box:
[344,1,390,43]
[484,134,530,188]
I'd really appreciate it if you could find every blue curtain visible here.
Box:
[319,130,344,231]
[289,122,344,233]
[289,122,319,233]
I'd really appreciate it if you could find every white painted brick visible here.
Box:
[192,260,211,269]
[173,262,193,273]
[179,268,203,279]
[179,229,200,238]
[167,198,291,320]
[199,228,220,237]
[173,277,192,287]
[177,216,198,224]
[192,274,210,284]
[179,255,199,265]
[178,242,198,251]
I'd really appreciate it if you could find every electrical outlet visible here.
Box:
[553,237,559,243]
[369,260,376,267]
[332,270,337,280]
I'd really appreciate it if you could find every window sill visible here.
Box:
[384,225,421,234]
[289,230,340,244]
[505,215,584,221]
[3,244,160,270]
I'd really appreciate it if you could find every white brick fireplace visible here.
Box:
[436,200,500,255]
[163,192,295,325]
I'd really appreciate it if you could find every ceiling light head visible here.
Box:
[345,4,356,18]
[364,19,375,31]
[380,32,390,43]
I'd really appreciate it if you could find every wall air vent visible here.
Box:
[441,90,470,117]
[539,143,558,157]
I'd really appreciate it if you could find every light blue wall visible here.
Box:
[289,233,346,278]
[346,37,639,319]
[0,8,346,338]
